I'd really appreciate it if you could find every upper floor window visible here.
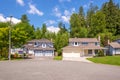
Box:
[42,43,46,48]
[35,42,37,45]
[95,42,100,46]
[74,42,78,46]
[82,42,88,45]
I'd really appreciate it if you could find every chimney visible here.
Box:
[98,35,100,42]
[108,39,110,45]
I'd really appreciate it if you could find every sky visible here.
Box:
[0,0,120,32]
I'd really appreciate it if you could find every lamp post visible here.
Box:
[8,16,12,60]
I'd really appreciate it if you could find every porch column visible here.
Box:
[103,49,106,56]
[92,49,95,56]
[82,49,84,57]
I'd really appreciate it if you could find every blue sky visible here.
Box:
[0,0,120,32]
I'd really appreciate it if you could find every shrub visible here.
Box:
[97,50,104,57]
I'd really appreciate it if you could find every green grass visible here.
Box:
[87,56,120,66]
[54,56,62,60]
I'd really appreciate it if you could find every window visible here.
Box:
[74,42,78,46]
[95,42,100,46]
[35,42,38,45]
[42,43,46,48]
[82,42,88,45]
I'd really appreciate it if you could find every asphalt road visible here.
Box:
[0,59,120,80]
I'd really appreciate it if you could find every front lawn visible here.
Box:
[87,56,120,66]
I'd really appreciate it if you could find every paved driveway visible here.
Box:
[0,59,120,80]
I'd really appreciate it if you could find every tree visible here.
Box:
[101,0,120,35]
[0,27,9,58]
[86,3,98,28]
[34,27,42,39]
[54,32,69,56]
[70,13,81,37]
[79,6,86,28]
[58,22,67,34]
[41,23,47,38]
[89,11,106,37]
[21,14,29,23]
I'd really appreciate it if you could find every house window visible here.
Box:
[35,42,38,45]
[82,42,88,45]
[95,42,99,46]
[74,42,78,46]
[42,43,46,48]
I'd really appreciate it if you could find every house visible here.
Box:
[62,38,106,58]
[24,39,55,57]
[108,39,120,55]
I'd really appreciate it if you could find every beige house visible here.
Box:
[62,38,106,58]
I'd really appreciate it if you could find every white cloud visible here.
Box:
[61,8,75,23]
[83,0,94,9]
[59,0,71,3]
[0,14,21,24]
[47,26,60,33]
[61,16,70,23]
[0,14,6,22]
[16,0,24,6]
[53,7,61,17]
[52,7,76,23]
[45,20,56,25]
[28,3,44,16]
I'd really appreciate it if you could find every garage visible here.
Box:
[34,50,43,56]
[34,50,54,57]
[62,46,81,58]
[63,52,80,58]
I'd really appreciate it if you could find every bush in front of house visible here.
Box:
[97,50,104,57]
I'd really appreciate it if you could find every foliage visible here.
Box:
[87,56,120,66]
[54,56,62,60]
[97,50,104,57]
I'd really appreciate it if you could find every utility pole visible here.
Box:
[8,16,12,60]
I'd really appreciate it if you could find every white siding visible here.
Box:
[28,50,34,54]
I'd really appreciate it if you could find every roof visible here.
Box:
[109,42,120,48]
[69,38,99,43]
[28,38,52,43]
[24,44,55,50]
[62,45,107,50]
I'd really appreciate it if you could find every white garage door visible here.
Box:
[34,51,43,56]
[34,50,53,57]
[45,51,53,56]
[63,53,80,58]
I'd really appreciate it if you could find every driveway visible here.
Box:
[0,59,120,80]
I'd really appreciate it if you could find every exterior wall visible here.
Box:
[11,48,24,54]
[115,48,120,54]
[84,50,88,56]
[28,50,34,54]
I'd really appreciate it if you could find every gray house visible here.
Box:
[24,39,54,57]
[108,39,120,55]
